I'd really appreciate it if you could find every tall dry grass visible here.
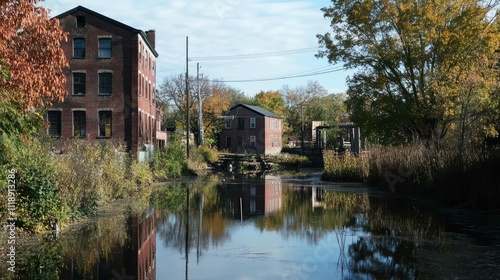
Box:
[323,142,500,209]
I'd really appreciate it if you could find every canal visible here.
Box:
[3,170,500,279]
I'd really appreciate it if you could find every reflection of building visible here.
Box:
[222,175,282,219]
[130,209,157,280]
[59,209,157,280]
[311,186,324,209]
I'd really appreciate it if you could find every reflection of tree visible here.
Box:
[346,198,446,279]
[347,236,418,279]
[58,214,129,277]
[256,187,370,244]
[155,182,230,259]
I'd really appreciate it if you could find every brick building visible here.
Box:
[47,6,162,158]
[219,104,283,155]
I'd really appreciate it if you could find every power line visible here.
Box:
[220,67,345,83]
[191,47,318,61]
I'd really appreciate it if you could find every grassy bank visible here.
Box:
[0,135,154,232]
[323,143,500,210]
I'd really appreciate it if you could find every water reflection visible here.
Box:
[7,174,497,279]
[153,175,447,279]
[58,207,157,280]
[2,204,157,280]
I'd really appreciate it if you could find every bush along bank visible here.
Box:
[0,134,153,232]
[323,142,500,210]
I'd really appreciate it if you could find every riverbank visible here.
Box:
[3,169,500,279]
[290,168,500,246]
[322,144,500,210]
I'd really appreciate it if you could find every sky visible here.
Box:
[41,0,352,97]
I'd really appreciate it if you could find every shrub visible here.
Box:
[0,135,67,232]
[151,134,187,179]
[276,154,311,169]
[323,151,367,182]
[198,145,219,164]
[188,145,219,170]
[129,161,153,189]
[56,140,141,218]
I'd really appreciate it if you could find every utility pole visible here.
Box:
[197,63,204,145]
[185,36,189,158]
[301,102,304,155]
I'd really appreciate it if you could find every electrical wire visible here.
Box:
[191,47,318,61]
[220,67,345,83]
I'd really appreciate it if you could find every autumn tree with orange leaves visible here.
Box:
[0,0,68,135]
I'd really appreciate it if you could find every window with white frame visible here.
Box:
[250,135,256,147]
[225,118,232,129]
[250,117,256,129]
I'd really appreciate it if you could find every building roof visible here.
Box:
[54,5,159,57]
[230,104,282,119]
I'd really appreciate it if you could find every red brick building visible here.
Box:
[219,104,283,155]
[47,6,162,158]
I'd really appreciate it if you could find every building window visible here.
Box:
[47,111,61,137]
[226,136,231,148]
[73,72,86,95]
[250,135,256,147]
[238,117,244,130]
[73,38,85,58]
[76,16,86,28]
[250,117,256,129]
[98,73,112,95]
[238,137,243,148]
[98,111,112,137]
[225,119,232,129]
[73,111,86,137]
[98,38,112,58]
[250,200,256,213]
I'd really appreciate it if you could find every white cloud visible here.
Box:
[42,0,349,96]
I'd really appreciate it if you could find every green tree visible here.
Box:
[282,81,328,139]
[253,90,286,117]
[317,0,500,146]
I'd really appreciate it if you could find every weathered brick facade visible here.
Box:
[47,6,159,158]
[219,104,283,155]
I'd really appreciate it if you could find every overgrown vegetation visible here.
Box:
[151,133,188,179]
[188,144,219,170]
[273,154,311,169]
[323,143,500,209]
[0,134,155,232]
[322,151,367,182]
[0,134,66,232]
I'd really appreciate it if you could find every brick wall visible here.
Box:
[49,7,157,157]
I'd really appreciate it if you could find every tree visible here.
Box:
[282,81,328,140]
[253,90,285,117]
[158,74,240,145]
[317,0,500,146]
[0,0,68,115]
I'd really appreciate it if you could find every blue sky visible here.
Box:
[41,0,352,96]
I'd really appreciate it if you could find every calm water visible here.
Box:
[3,172,500,279]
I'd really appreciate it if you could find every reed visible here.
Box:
[323,142,500,209]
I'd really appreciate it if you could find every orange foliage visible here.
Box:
[0,0,68,112]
